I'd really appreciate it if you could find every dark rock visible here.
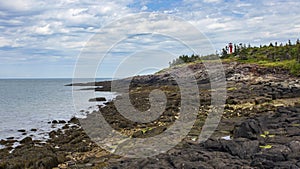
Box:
[49,131,57,139]
[68,117,79,124]
[251,158,275,168]
[203,138,223,150]
[286,127,300,136]
[0,139,6,145]
[58,120,66,124]
[30,128,37,132]
[89,97,107,102]
[226,95,239,104]
[62,124,70,129]
[52,120,58,124]
[255,97,271,104]
[277,107,292,114]
[35,156,58,169]
[288,141,300,152]
[233,119,262,139]
[115,95,123,100]
[256,144,291,162]
[220,139,259,159]
[17,129,26,132]
[118,121,129,128]
[20,137,33,144]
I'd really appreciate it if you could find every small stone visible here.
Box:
[58,120,66,124]
[68,117,79,124]
[89,97,107,102]
[52,120,58,124]
[58,163,68,169]
[62,124,69,129]
[17,129,26,132]
[85,163,94,167]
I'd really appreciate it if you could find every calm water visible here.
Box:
[0,78,116,142]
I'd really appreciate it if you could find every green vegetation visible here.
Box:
[221,39,300,75]
[259,144,273,149]
[169,54,219,67]
[169,39,300,75]
[260,131,275,138]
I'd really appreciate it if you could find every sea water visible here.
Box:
[0,78,116,142]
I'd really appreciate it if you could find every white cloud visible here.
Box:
[141,5,148,11]
[1,0,300,77]
[34,24,52,35]
[203,0,221,3]
[0,37,13,47]
[207,23,227,29]
[0,0,43,11]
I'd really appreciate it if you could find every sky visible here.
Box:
[0,0,300,78]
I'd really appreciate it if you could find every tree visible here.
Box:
[221,48,228,58]
[297,43,300,63]
[288,39,292,46]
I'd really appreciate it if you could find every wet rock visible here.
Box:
[17,129,26,132]
[62,124,70,129]
[0,139,6,145]
[49,131,57,139]
[20,137,32,144]
[52,120,58,124]
[68,117,79,124]
[58,120,66,124]
[89,97,106,102]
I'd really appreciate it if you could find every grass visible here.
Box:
[223,56,300,76]
[261,59,300,75]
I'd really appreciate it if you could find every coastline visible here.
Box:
[1,61,300,168]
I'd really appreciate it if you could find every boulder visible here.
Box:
[89,97,106,102]
[20,137,33,144]
[233,119,262,139]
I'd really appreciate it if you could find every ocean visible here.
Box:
[0,78,116,143]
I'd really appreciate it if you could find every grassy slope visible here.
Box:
[166,40,300,76]
[222,42,300,75]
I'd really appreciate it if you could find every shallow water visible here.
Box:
[0,78,116,142]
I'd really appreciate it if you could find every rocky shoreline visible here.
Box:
[1,61,300,169]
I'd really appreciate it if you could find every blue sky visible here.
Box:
[0,0,300,78]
